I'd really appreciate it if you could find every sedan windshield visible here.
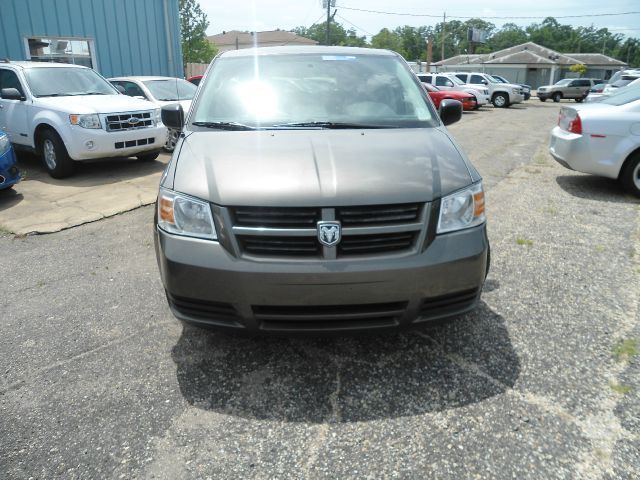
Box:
[143,79,197,101]
[24,67,118,97]
[600,83,640,106]
[191,53,437,129]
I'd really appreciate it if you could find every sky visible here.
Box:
[199,0,640,41]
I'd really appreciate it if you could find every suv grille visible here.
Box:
[228,203,425,259]
[106,111,154,132]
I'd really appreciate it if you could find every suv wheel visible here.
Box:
[552,92,562,102]
[137,152,160,162]
[40,129,74,179]
[492,92,509,108]
[620,153,640,197]
[164,128,180,152]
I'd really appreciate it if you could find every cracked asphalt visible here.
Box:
[1,102,639,479]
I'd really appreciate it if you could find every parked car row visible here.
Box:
[0,60,199,178]
[417,71,526,110]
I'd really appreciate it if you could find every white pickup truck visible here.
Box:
[0,61,166,178]
[449,72,525,108]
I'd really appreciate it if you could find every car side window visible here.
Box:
[0,69,25,95]
[470,75,485,84]
[455,74,466,82]
[119,81,146,98]
[435,76,452,87]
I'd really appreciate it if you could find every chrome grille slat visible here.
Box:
[105,111,154,132]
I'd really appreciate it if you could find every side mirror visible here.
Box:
[1,88,25,101]
[481,80,488,85]
[161,103,184,130]
[439,99,462,126]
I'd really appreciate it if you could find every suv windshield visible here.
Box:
[555,79,573,86]
[447,75,466,86]
[191,53,437,129]
[24,67,118,97]
[143,79,197,101]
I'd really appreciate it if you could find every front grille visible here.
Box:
[167,294,241,326]
[338,232,417,255]
[336,203,421,227]
[415,288,479,322]
[237,235,320,257]
[115,137,155,149]
[254,301,407,331]
[106,111,154,132]
[232,206,320,228]
[229,202,426,259]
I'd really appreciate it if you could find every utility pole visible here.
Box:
[441,12,446,62]
[325,0,331,46]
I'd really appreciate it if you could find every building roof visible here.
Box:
[434,41,626,68]
[208,30,317,48]
[564,53,627,67]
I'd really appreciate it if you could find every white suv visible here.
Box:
[416,73,490,108]
[449,72,525,108]
[0,61,166,178]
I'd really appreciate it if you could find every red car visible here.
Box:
[422,83,476,111]
[187,75,203,86]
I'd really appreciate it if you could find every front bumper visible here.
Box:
[64,125,166,161]
[536,91,552,100]
[154,224,489,334]
[0,147,21,189]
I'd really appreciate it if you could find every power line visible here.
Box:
[338,5,640,21]
[334,13,374,37]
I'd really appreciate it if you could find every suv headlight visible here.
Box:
[0,134,10,155]
[69,114,101,129]
[157,188,217,240]
[154,108,162,126]
[437,182,485,234]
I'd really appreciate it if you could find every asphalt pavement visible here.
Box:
[1,102,639,479]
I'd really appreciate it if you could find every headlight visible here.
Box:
[154,108,162,125]
[157,188,217,240]
[437,182,485,234]
[0,134,10,155]
[69,114,101,129]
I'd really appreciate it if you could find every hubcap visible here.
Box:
[43,139,57,170]
[495,95,505,107]
[165,129,180,151]
[633,163,640,190]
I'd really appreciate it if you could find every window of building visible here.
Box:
[25,37,96,68]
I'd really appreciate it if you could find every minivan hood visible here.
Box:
[34,94,157,114]
[172,128,472,206]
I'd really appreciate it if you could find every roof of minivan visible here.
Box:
[0,61,88,69]
[219,46,398,58]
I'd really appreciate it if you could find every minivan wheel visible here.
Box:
[620,154,640,197]
[40,129,74,179]
[492,93,509,108]
[552,92,562,102]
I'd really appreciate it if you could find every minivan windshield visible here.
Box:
[191,53,437,129]
[24,67,118,97]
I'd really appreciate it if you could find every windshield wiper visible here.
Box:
[192,121,256,130]
[82,92,108,95]
[272,121,393,129]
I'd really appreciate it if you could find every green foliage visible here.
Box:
[569,64,588,75]
[371,28,406,57]
[612,338,638,362]
[179,0,218,66]
[293,22,366,47]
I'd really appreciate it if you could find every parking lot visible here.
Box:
[1,101,639,479]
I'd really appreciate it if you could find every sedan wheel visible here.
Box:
[164,128,180,152]
[621,155,640,197]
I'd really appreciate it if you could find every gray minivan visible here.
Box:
[155,46,489,334]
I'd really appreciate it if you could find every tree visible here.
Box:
[179,0,218,67]
[293,22,366,47]
[371,29,406,57]
[569,64,587,75]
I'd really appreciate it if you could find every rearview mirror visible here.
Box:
[161,104,184,130]
[439,99,462,126]
[1,88,25,101]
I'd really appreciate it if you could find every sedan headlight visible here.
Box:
[0,134,10,155]
[157,188,217,240]
[69,114,101,129]
[437,182,485,234]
